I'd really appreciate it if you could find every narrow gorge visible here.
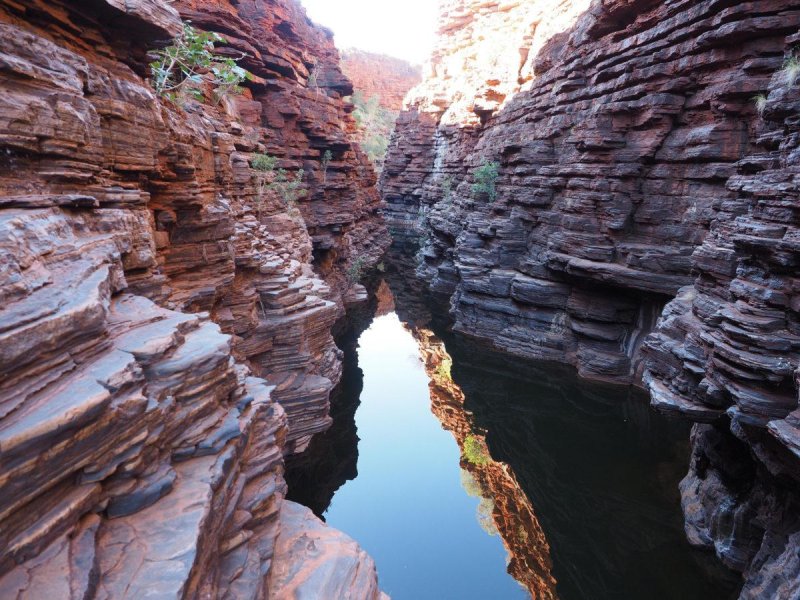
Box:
[383,0,800,597]
[1,0,799,598]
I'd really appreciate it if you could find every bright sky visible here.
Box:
[300,0,438,64]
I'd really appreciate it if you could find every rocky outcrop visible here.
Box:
[383,0,800,593]
[384,0,799,384]
[268,502,388,600]
[641,29,800,596]
[0,0,387,597]
[341,49,421,111]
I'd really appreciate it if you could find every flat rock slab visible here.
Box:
[268,502,387,600]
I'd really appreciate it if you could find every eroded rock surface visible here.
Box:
[383,0,800,593]
[341,49,421,111]
[0,0,387,597]
[268,502,388,600]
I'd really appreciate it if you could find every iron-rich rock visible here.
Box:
[383,0,800,593]
[0,0,388,597]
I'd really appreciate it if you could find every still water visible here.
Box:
[287,307,740,599]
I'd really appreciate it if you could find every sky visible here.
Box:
[300,0,438,64]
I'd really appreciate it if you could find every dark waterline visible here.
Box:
[286,300,740,599]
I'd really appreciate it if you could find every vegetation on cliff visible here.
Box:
[463,435,491,466]
[251,153,306,207]
[471,160,499,202]
[149,22,251,104]
[350,90,398,170]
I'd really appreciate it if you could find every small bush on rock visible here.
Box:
[782,53,800,87]
[252,153,279,172]
[463,435,490,466]
[251,153,306,207]
[441,176,454,203]
[346,255,368,285]
[351,91,397,170]
[308,60,320,88]
[150,22,251,105]
[434,358,452,381]
[471,160,499,202]
[754,94,768,118]
[321,149,333,182]
[252,153,278,201]
[271,169,306,206]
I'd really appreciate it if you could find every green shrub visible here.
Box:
[321,149,333,182]
[308,60,320,88]
[441,176,454,203]
[252,153,278,172]
[782,54,800,87]
[351,91,398,170]
[463,435,490,466]
[434,359,452,381]
[271,169,306,206]
[252,153,277,201]
[754,94,768,118]
[149,22,251,104]
[251,153,305,206]
[346,255,368,285]
[471,160,499,201]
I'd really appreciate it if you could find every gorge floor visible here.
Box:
[286,283,743,600]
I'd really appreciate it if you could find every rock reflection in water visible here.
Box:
[283,329,362,516]
[287,275,740,599]
[284,286,386,515]
[415,327,559,599]
[437,333,741,600]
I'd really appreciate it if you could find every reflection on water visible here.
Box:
[434,331,740,600]
[418,327,558,599]
[287,281,740,599]
[311,312,528,599]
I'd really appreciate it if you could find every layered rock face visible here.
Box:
[0,0,387,597]
[384,0,800,384]
[341,49,422,111]
[383,0,800,594]
[642,29,800,597]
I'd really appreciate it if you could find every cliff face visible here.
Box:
[341,49,421,111]
[383,0,800,594]
[0,0,387,597]
[642,30,800,595]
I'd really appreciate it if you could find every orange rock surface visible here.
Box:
[341,49,421,111]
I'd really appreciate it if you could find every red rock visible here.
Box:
[383,0,800,592]
[267,502,386,600]
[0,0,388,597]
[341,49,421,111]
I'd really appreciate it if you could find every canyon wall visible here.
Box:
[0,0,387,597]
[341,49,422,111]
[383,0,800,595]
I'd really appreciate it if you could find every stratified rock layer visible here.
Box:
[341,49,422,111]
[383,0,800,593]
[0,0,387,597]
